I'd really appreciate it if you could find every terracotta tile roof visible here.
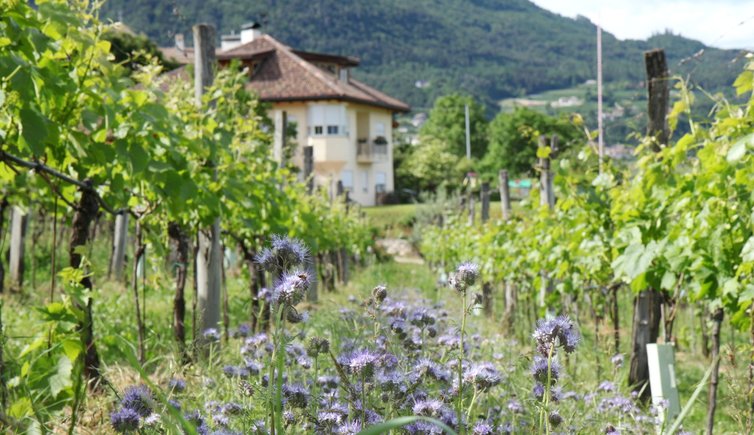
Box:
[160,46,194,65]
[160,35,410,113]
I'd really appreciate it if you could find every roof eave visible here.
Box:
[258,95,410,113]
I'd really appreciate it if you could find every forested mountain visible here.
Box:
[100,0,746,110]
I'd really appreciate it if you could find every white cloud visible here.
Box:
[530,0,754,49]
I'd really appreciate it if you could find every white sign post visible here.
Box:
[647,343,681,425]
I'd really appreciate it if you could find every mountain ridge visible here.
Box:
[100,0,746,110]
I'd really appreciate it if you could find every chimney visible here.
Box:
[221,32,242,51]
[339,67,349,83]
[175,33,185,51]
[240,22,262,44]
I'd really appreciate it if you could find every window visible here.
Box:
[309,104,347,136]
[341,170,354,192]
[374,122,385,137]
[375,171,386,193]
[361,170,369,193]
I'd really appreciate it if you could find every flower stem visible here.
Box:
[457,292,467,434]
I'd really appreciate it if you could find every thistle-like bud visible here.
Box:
[450,262,480,294]
[372,285,388,303]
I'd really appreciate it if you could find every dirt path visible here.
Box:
[375,238,425,265]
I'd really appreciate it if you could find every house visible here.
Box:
[161,23,410,206]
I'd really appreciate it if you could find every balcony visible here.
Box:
[357,139,388,163]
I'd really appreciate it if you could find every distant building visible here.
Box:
[160,24,409,206]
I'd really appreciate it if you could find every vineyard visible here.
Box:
[2,1,754,435]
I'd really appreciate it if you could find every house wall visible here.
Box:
[269,101,395,207]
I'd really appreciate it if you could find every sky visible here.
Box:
[530,0,754,49]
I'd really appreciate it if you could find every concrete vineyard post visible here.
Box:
[9,206,27,290]
[480,181,490,223]
[110,209,128,282]
[193,23,222,346]
[629,49,668,402]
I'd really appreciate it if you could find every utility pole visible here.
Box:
[464,104,471,160]
[597,25,604,174]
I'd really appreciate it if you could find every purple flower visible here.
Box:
[472,421,495,435]
[244,359,263,375]
[256,235,309,272]
[185,410,210,435]
[273,271,312,306]
[412,358,451,383]
[283,383,310,408]
[532,316,580,356]
[533,382,546,401]
[507,399,524,414]
[530,355,560,385]
[203,328,221,342]
[335,421,362,434]
[223,365,250,379]
[465,362,502,390]
[412,399,457,427]
[110,407,140,433]
[168,378,186,392]
[234,323,251,338]
[121,385,153,417]
[341,349,381,380]
[599,381,617,392]
[611,353,624,368]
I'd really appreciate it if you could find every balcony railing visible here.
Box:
[357,140,388,162]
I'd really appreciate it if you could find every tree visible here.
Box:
[420,94,488,159]
[482,108,581,177]
[103,29,179,72]
[399,137,472,192]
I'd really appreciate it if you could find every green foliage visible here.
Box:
[483,107,583,177]
[420,94,488,159]
[103,29,179,72]
[399,136,473,192]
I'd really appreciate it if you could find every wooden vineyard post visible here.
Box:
[69,182,102,387]
[480,181,490,223]
[538,136,555,308]
[629,49,668,402]
[168,222,190,361]
[109,209,129,282]
[340,189,349,285]
[467,187,475,226]
[0,198,7,294]
[499,170,516,329]
[301,145,318,301]
[304,146,314,194]
[273,110,287,165]
[193,24,223,346]
[9,205,27,291]
[499,170,511,221]
[131,219,146,363]
[706,308,723,434]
